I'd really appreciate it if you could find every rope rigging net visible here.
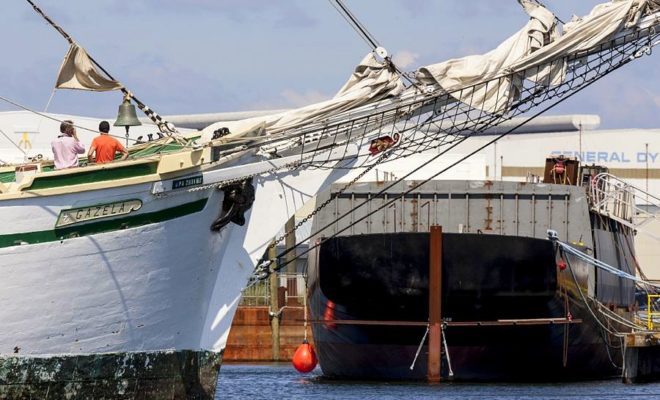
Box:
[224,13,660,188]
[245,12,660,283]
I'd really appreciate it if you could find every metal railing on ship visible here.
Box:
[240,272,306,307]
[590,172,660,240]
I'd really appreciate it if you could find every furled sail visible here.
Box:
[415,1,558,114]
[200,52,404,142]
[197,0,660,159]
[511,0,660,73]
[55,43,123,91]
[415,0,660,114]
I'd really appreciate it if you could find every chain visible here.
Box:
[270,151,390,251]
[187,161,298,194]
[250,146,396,283]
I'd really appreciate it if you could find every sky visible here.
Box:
[0,0,658,129]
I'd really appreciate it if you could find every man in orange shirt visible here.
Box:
[87,121,129,164]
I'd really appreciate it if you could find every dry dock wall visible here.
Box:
[223,306,313,362]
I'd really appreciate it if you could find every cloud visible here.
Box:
[392,50,420,69]
[119,56,237,114]
[124,0,318,28]
[451,0,518,19]
[552,68,660,129]
[243,88,330,110]
[647,90,660,110]
[394,0,435,18]
[280,89,329,108]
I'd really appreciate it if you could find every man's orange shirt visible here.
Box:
[91,134,125,163]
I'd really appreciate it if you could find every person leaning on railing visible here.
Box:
[51,119,85,169]
[87,120,129,164]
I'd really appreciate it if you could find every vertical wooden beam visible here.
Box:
[269,244,280,361]
[428,225,442,382]
[285,216,296,273]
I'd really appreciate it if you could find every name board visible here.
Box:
[172,175,203,190]
[56,199,143,228]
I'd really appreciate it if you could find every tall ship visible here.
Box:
[1,0,660,398]
[307,158,649,380]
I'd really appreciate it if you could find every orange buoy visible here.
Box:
[292,339,318,373]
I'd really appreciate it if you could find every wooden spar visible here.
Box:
[285,216,296,273]
[269,244,280,361]
[428,225,442,383]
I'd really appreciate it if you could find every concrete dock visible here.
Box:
[623,332,660,383]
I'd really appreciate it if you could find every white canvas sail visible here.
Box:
[415,1,558,114]
[200,52,404,142]
[55,43,123,91]
[511,0,660,72]
[415,0,660,114]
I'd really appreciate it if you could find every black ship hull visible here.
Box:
[308,232,627,381]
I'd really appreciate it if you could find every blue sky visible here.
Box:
[0,0,658,129]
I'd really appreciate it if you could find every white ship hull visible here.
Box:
[0,152,348,398]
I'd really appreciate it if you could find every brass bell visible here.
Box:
[114,97,142,128]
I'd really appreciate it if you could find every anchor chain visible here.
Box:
[251,148,395,282]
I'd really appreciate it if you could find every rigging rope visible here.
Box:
[25,0,73,44]
[24,0,178,137]
[562,249,623,338]
[556,240,660,289]
[267,63,624,275]
[0,94,141,144]
[0,127,27,156]
[250,149,394,280]
[442,324,454,377]
[234,15,660,199]
[409,325,429,371]
[244,19,660,281]
[326,0,420,89]
[329,0,380,50]
[42,88,57,114]
[562,250,627,371]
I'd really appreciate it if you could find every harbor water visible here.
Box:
[215,363,660,399]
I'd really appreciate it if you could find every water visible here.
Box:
[215,363,660,399]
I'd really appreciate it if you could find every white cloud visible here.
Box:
[242,88,330,111]
[392,50,420,69]
[646,89,660,109]
[280,89,329,108]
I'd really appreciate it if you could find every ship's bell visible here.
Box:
[114,98,142,128]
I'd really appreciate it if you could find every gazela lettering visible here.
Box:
[56,200,143,228]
